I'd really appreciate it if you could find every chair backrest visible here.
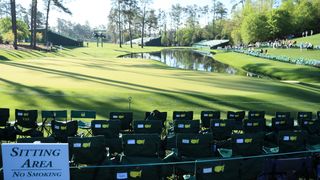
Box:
[174,120,200,134]
[271,117,294,131]
[172,111,193,120]
[277,130,305,153]
[17,137,56,143]
[132,120,162,134]
[275,112,291,119]
[15,109,38,128]
[109,112,133,130]
[227,111,245,121]
[51,120,78,141]
[243,118,266,133]
[210,119,234,140]
[145,111,167,127]
[196,160,241,180]
[176,133,214,158]
[0,108,9,126]
[248,111,265,120]
[201,111,220,128]
[122,134,161,157]
[41,110,67,121]
[297,112,312,121]
[68,135,106,165]
[71,110,96,119]
[231,133,264,156]
[91,120,121,138]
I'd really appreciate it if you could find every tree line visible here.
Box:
[0,0,71,50]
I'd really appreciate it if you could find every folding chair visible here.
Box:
[201,111,220,128]
[91,120,122,154]
[248,111,265,120]
[277,130,306,153]
[0,108,16,141]
[173,111,193,120]
[51,120,78,143]
[243,118,266,133]
[210,119,234,140]
[227,111,245,130]
[145,111,167,127]
[196,160,241,180]
[271,117,294,132]
[41,110,67,135]
[17,137,56,143]
[133,120,162,134]
[122,134,161,157]
[71,110,96,136]
[68,135,111,180]
[273,156,314,179]
[173,120,200,134]
[275,112,291,119]
[109,112,133,131]
[14,109,42,137]
[117,134,164,179]
[231,133,264,156]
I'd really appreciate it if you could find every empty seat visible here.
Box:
[145,111,167,127]
[271,117,294,131]
[176,133,214,158]
[227,111,245,121]
[122,134,161,157]
[41,110,67,134]
[248,111,265,120]
[196,160,241,180]
[109,112,133,131]
[173,111,193,120]
[201,111,220,128]
[14,109,42,137]
[231,133,264,156]
[243,118,266,133]
[0,108,10,127]
[275,112,291,119]
[210,119,234,140]
[17,137,56,143]
[51,120,78,142]
[277,130,306,153]
[297,112,313,121]
[133,120,162,134]
[173,120,200,134]
[0,108,16,141]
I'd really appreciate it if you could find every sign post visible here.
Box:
[1,143,70,180]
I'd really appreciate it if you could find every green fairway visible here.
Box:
[214,51,320,83]
[0,44,319,120]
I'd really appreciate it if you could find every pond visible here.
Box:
[119,49,264,78]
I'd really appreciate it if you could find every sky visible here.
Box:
[17,0,233,28]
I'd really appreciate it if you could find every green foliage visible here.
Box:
[267,9,292,39]
[0,17,29,42]
[241,13,269,44]
[2,32,14,43]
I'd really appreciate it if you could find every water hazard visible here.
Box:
[119,49,263,78]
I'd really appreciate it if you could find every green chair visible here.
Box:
[71,110,96,136]
[173,111,193,120]
[210,119,234,140]
[51,120,78,143]
[277,130,306,153]
[196,160,241,180]
[122,134,161,157]
[68,135,111,180]
[0,108,16,141]
[14,109,42,137]
[41,110,67,135]
[243,118,266,133]
[271,117,294,132]
[174,120,200,134]
[109,112,133,131]
[231,133,264,156]
[145,111,167,127]
[133,120,162,134]
[201,111,220,128]
[227,111,245,130]
[248,111,265,120]
[176,133,214,158]
[91,120,122,154]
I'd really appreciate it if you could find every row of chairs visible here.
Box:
[10,130,319,180]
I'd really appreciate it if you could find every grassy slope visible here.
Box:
[214,51,320,83]
[294,33,320,45]
[265,48,320,60]
[0,44,319,120]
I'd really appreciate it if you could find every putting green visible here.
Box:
[0,44,319,120]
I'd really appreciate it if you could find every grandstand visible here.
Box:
[37,29,84,47]
[192,39,230,49]
[1,108,320,179]
[125,36,161,46]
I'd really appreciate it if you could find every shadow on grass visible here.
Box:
[0,55,9,61]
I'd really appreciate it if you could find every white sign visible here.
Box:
[1,143,70,180]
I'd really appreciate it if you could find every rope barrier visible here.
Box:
[69,149,320,169]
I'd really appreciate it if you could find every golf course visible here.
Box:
[0,42,319,120]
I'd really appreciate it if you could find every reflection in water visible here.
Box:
[120,49,239,75]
